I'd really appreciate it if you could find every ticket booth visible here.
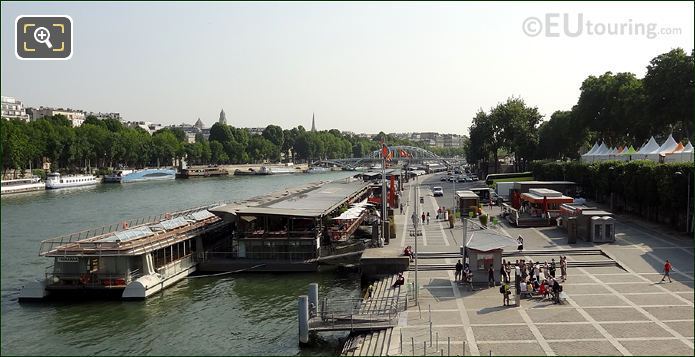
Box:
[464,232,519,284]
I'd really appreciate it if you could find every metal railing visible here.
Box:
[45,268,142,288]
[313,297,401,331]
[199,251,318,263]
[156,255,195,280]
[38,203,229,256]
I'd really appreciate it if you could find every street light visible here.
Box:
[674,171,691,233]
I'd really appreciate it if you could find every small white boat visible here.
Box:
[1,176,45,195]
[306,167,330,174]
[258,166,295,175]
[45,173,99,189]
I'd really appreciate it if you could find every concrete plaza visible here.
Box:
[383,174,694,356]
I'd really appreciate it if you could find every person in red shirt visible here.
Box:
[661,260,672,283]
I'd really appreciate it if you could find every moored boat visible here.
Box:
[234,168,258,176]
[177,166,229,178]
[19,206,227,301]
[103,169,134,183]
[306,167,330,174]
[120,168,176,183]
[1,176,46,195]
[45,173,99,189]
[258,166,295,175]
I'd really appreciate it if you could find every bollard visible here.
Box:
[424,341,427,355]
[436,332,439,350]
[429,304,432,323]
[411,337,415,357]
[463,341,465,356]
[419,304,422,319]
[308,283,319,316]
[400,330,403,354]
[429,322,433,347]
[441,349,444,356]
[447,337,450,356]
[489,350,492,356]
[298,295,309,344]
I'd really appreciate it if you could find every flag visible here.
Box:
[386,149,393,161]
[381,144,389,158]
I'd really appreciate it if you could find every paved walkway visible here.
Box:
[379,175,694,356]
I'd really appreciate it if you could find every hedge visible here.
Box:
[530,160,693,231]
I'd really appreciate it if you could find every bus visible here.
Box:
[484,172,533,186]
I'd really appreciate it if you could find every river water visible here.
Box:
[1,171,360,355]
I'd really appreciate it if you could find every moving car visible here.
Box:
[433,186,444,197]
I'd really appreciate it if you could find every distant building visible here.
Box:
[247,127,265,136]
[29,107,86,126]
[126,121,162,135]
[194,118,205,130]
[87,112,122,121]
[219,109,227,125]
[311,113,316,132]
[1,96,30,121]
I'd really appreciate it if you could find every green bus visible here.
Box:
[484,172,534,187]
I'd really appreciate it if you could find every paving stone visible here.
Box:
[643,306,695,321]
[472,325,535,341]
[537,323,603,340]
[406,311,462,326]
[476,342,545,356]
[569,294,630,307]
[600,322,673,338]
[579,266,629,274]
[563,284,611,295]
[620,339,694,356]
[657,280,694,292]
[526,308,586,323]
[467,308,524,324]
[664,321,695,338]
[548,340,619,355]
[584,307,649,321]
[624,293,689,306]
[675,292,694,302]
[596,274,646,283]
[559,275,600,284]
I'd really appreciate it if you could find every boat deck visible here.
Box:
[39,205,225,256]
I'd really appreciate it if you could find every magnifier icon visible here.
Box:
[33,27,53,49]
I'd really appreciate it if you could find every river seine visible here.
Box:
[1,171,359,355]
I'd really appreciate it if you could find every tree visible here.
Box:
[643,48,694,140]
[262,125,284,148]
[208,122,234,143]
[209,140,228,163]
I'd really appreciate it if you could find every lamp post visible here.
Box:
[675,171,691,233]
[608,166,615,212]
[411,174,419,305]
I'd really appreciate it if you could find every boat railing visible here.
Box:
[38,201,231,256]
[45,268,142,288]
[156,255,195,280]
[199,251,317,262]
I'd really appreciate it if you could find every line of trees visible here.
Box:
[466,48,694,174]
[2,114,466,175]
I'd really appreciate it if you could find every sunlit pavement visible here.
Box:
[386,173,693,356]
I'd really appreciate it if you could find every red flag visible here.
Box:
[381,144,389,158]
[386,150,393,161]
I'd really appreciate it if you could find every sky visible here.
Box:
[1,1,693,135]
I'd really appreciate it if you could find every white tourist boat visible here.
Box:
[19,206,227,301]
[0,176,46,195]
[258,166,295,175]
[45,173,99,189]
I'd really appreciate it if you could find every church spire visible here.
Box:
[219,108,227,125]
[311,112,316,132]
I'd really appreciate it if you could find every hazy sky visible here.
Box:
[1,2,693,135]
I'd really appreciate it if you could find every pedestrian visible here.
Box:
[550,259,557,278]
[426,212,430,225]
[455,260,463,282]
[560,256,567,281]
[502,282,511,306]
[421,212,426,224]
[552,279,561,304]
[500,261,508,283]
[661,260,673,283]
[367,283,374,298]
[488,265,495,287]
[437,207,441,220]
[399,203,403,214]
[517,235,524,251]
[505,262,512,283]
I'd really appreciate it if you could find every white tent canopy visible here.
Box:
[666,141,694,163]
[580,142,600,163]
[650,134,678,162]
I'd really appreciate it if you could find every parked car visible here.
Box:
[470,174,479,181]
[433,186,444,197]
[440,175,448,181]
[456,175,467,182]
